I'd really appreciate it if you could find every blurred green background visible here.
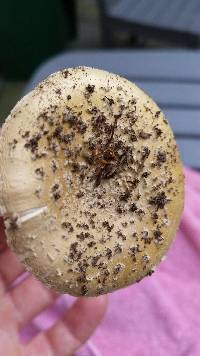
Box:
[0,0,97,124]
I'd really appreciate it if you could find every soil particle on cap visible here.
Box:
[89,218,96,228]
[55,88,61,96]
[61,132,75,145]
[92,113,106,127]
[34,186,42,198]
[76,232,91,240]
[103,96,114,106]
[85,84,95,94]
[136,209,145,219]
[50,182,61,201]
[35,167,44,179]
[96,286,104,295]
[119,190,131,201]
[114,263,124,274]
[62,108,75,124]
[105,248,113,260]
[141,146,150,160]
[151,212,159,224]
[146,269,155,277]
[77,274,87,283]
[71,162,81,173]
[76,223,89,230]
[84,84,95,99]
[153,229,164,244]
[62,234,68,240]
[141,231,152,245]
[117,230,126,241]
[102,221,114,232]
[141,171,150,178]
[116,205,126,214]
[114,243,123,254]
[86,106,98,115]
[126,111,137,125]
[127,178,139,189]
[81,285,88,296]
[91,255,101,267]
[52,125,63,139]
[132,232,137,239]
[47,138,60,155]
[130,203,137,212]
[149,191,169,210]
[61,222,74,232]
[11,138,18,150]
[128,245,140,262]
[156,150,167,166]
[51,159,59,172]
[138,131,152,139]
[142,254,150,263]
[130,131,138,142]
[101,269,110,284]
[153,126,162,137]
[87,241,96,248]
[62,69,70,78]
[21,130,30,138]
[69,242,82,262]
[121,221,128,227]
[32,149,48,160]
[24,133,42,153]
[63,108,87,134]
[129,244,140,256]
[155,111,161,118]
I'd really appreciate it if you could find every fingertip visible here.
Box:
[88,294,108,313]
[93,294,108,321]
[77,294,108,324]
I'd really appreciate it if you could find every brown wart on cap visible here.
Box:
[0,66,184,297]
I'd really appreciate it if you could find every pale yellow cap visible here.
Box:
[0,67,184,296]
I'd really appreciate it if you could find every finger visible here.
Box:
[0,249,24,292]
[25,296,108,356]
[0,218,8,253]
[0,218,25,295]
[8,275,58,328]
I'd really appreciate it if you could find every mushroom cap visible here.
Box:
[0,67,184,296]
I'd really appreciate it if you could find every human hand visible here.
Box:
[0,219,107,356]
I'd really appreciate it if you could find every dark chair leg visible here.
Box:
[101,23,115,47]
[97,0,115,47]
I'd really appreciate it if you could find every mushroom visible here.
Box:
[0,67,184,296]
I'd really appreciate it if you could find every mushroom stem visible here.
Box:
[19,206,48,223]
[4,206,48,230]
